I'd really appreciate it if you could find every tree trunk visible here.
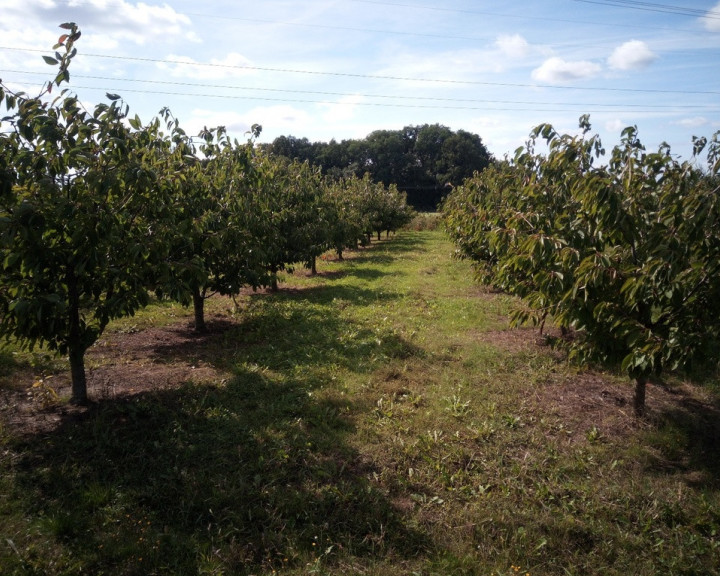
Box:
[633,376,647,417]
[269,266,279,292]
[337,248,344,261]
[193,288,206,333]
[377,231,381,241]
[310,256,317,275]
[67,268,88,405]
[69,343,88,405]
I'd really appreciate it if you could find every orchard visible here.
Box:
[0,24,414,404]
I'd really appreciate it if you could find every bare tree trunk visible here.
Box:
[634,376,647,417]
[193,287,206,333]
[310,256,317,275]
[69,343,88,405]
[269,266,279,292]
[67,268,88,404]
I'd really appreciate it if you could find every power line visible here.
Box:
[2,69,717,111]
[16,83,713,114]
[347,0,711,30]
[44,0,703,37]
[1,47,719,97]
[572,0,720,19]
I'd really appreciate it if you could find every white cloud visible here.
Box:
[2,0,198,46]
[495,34,531,59]
[605,119,626,133]
[320,95,364,124]
[674,117,709,128]
[375,48,501,82]
[608,40,657,70]
[185,105,313,141]
[378,37,550,81]
[531,57,601,83]
[81,33,120,52]
[702,2,720,31]
[157,53,255,80]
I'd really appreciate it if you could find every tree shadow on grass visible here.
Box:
[645,389,720,489]
[342,232,429,264]
[112,282,420,377]
[371,233,430,254]
[333,266,392,281]
[9,363,431,575]
[3,232,433,574]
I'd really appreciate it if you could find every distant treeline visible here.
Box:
[262,124,492,210]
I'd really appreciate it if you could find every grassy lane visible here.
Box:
[1,230,719,575]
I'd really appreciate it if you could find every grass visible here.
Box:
[1,230,719,575]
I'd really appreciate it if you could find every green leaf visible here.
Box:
[128,114,142,130]
[106,93,121,101]
[42,56,59,66]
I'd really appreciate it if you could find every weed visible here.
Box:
[27,377,60,408]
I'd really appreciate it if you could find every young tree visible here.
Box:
[154,115,266,332]
[252,156,330,288]
[325,175,371,260]
[0,25,175,403]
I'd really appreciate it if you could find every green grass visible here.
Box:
[1,230,719,575]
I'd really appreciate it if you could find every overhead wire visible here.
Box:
[572,0,720,19]
[9,84,709,114]
[1,69,717,111]
[34,0,713,39]
[1,0,717,131]
[347,0,713,30]
[1,47,718,97]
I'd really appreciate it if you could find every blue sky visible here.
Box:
[1,0,719,162]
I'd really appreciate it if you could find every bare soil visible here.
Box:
[480,324,720,486]
[0,313,235,436]
[2,307,718,457]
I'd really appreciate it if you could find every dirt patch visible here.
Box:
[480,325,564,354]
[477,326,720,448]
[0,315,236,436]
[2,307,717,456]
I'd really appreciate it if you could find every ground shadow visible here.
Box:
[646,386,720,488]
[9,363,431,574]
[3,232,432,574]
[146,283,423,375]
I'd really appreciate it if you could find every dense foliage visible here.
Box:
[0,25,414,401]
[265,124,492,210]
[443,116,720,415]
[0,26,176,403]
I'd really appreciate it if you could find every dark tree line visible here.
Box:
[263,124,492,210]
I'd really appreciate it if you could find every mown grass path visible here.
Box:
[1,230,719,575]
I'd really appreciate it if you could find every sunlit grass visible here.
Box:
[1,230,719,575]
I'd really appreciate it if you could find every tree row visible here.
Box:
[442,115,720,415]
[0,25,414,404]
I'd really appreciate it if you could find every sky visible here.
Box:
[1,0,719,163]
